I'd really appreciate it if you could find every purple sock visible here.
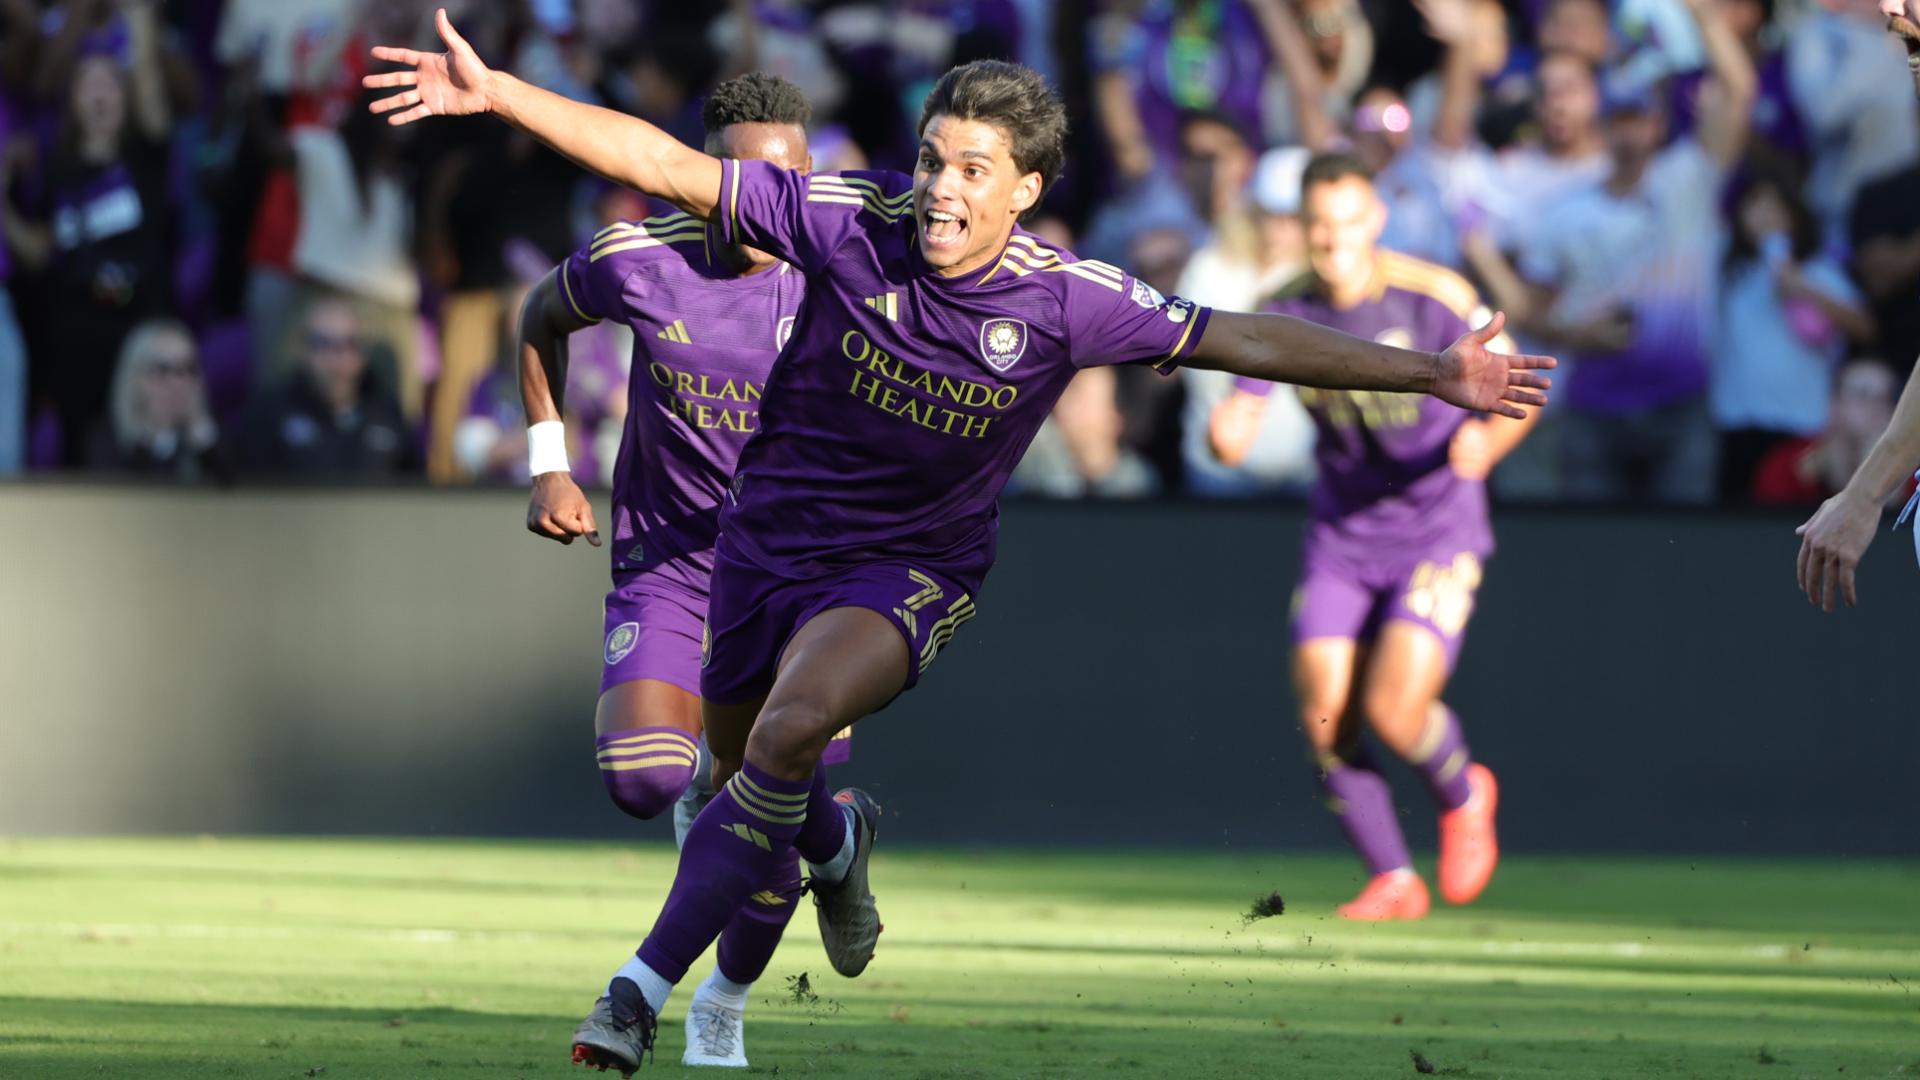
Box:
[595,727,698,820]
[791,766,849,866]
[1403,705,1473,811]
[715,850,803,986]
[635,761,809,984]
[1320,746,1411,876]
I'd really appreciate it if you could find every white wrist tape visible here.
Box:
[527,420,571,477]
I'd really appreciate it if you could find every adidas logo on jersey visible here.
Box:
[656,320,692,344]
[863,293,899,321]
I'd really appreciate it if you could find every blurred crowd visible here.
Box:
[0,0,1913,507]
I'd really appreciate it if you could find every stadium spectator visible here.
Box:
[1090,0,1276,185]
[1714,162,1874,500]
[1458,49,1610,253]
[284,90,421,421]
[1014,364,1161,498]
[1784,0,1919,235]
[1469,0,1754,505]
[1850,157,1920,373]
[1404,0,1534,147]
[1751,357,1900,505]
[1665,0,1805,167]
[0,127,22,476]
[1176,145,1316,495]
[8,32,174,467]
[1535,0,1614,66]
[238,292,413,479]
[100,317,229,482]
[0,0,1903,511]
[421,122,577,484]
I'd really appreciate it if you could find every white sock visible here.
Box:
[806,805,856,884]
[610,954,674,1016]
[697,967,751,1009]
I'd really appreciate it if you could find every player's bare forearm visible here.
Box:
[1841,362,1920,505]
[1189,311,1437,393]
[489,74,722,218]
[518,270,585,426]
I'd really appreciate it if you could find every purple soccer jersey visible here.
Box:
[713,160,1213,580]
[1237,251,1497,553]
[560,211,805,590]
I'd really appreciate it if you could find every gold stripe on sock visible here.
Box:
[602,731,697,751]
[733,770,808,807]
[726,777,807,825]
[600,754,698,772]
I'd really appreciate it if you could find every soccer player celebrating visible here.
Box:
[518,73,850,1067]
[1796,0,1920,609]
[1212,153,1535,921]
[366,13,1553,1071]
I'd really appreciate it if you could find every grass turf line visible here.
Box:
[1,838,1916,1079]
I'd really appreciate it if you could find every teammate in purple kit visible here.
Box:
[367,15,1553,1071]
[515,73,851,1068]
[1213,153,1534,921]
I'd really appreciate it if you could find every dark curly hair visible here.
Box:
[700,72,812,135]
[918,61,1067,209]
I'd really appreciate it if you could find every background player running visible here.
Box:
[366,16,1554,1072]
[516,72,856,1068]
[1212,153,1534,921]
[1796,0,1920,609]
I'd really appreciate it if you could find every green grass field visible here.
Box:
[1,839,1915,1080]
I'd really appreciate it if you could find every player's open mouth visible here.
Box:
[922,208,967,250]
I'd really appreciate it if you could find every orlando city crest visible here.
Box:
[605,622,640,665]
[979,318,1028,372]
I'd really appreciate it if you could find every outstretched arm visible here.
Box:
[1247,0,1339,150]
[1685,0,1757,167]
[364,8,722,217]
[518,269,601,547]
[1796,362,1920,610]
[1186,310,1554,419]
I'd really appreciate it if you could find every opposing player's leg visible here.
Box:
[1295,636,1428,921]
[1363,553,1499,906]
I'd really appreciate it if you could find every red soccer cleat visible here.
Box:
[1337,868,1430,921]
[1437,763,1500,905]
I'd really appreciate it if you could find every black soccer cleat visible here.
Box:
[570,976,657,1076]
[809,787,883,978]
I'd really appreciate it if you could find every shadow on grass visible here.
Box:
[1,992,1909,1080]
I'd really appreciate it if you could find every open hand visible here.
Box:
[1795,488,1879,611]
[362,8,495,126]
[1431,312,1555,420]
[527,471,601,547]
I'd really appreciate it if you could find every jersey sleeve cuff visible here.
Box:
[1151,304,1212,375]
